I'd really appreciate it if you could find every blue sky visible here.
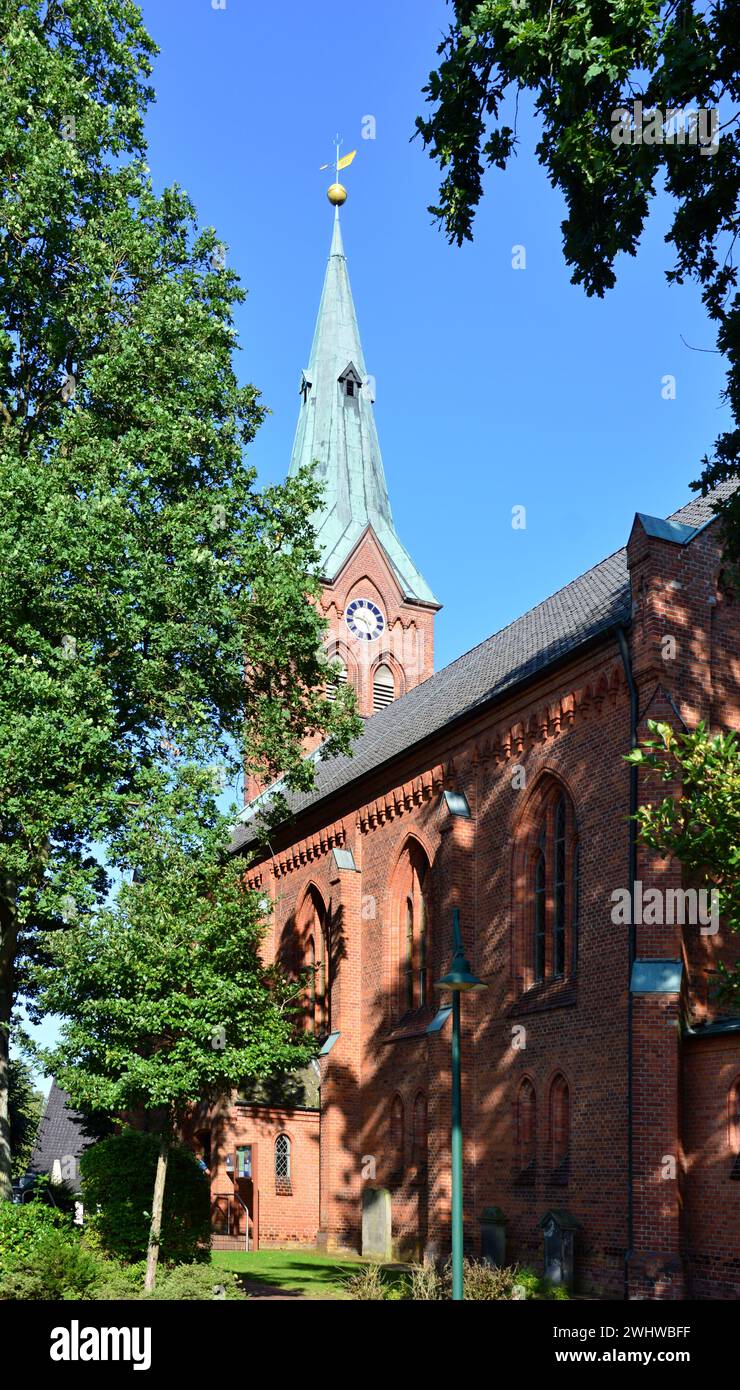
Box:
[135,0,730,675]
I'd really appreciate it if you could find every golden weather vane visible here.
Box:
[320,133,357,206]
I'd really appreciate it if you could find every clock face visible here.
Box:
[346,598,385,641]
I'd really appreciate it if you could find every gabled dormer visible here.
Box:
[338,361,363,399]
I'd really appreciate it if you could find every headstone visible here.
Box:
[361,1186,392,1261]
[479,1205,507,1266]
[539,1209,581,1291]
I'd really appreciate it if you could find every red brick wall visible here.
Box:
[231,515,739,1296]
[682,1034,740,1298]
[208,1104,320,1248]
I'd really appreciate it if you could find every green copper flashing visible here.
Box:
[288,209,438,607]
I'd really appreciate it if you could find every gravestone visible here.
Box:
[361,1186,392,1261]
[479,1206,507,1267]
[539,1209,581,1291]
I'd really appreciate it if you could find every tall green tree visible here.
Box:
[32,763,316,1291]
[416,0,740,564]
[8,1057,43,1179]
[0,0,359,1200]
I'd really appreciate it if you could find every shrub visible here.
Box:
[0,1224,101,1301]
[342,1263,390,1300]
[345,1258,571,1301]
[142,1263,245,1301]
[80,1131,210,1264]
[0,1201,71,1271]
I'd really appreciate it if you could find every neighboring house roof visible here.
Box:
[288,209,438,607]
[232,484,734,854]
[29,1081,92,1182]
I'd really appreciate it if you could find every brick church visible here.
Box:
[195,194,740,1299]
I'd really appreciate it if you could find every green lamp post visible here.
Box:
[434,907,487,1301]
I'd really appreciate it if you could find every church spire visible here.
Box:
[288,204,438,607]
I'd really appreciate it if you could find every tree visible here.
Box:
[416,0,740,565]
[80,1132,211,1265]
[8,1057,43,1179]
[32,763,316,1290]
[0,1,360,1200]
[627,720,740,1005]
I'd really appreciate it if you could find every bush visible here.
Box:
[93,1259,245,1301]
[342,1264,390,1300]
[80,1132,210,1264]
[0,1223,101,1301]
[345,1258,570,1301]
[0,1201,71,1270]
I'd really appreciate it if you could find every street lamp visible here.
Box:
[434,907,487,1301]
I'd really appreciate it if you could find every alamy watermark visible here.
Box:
[611,881,719,935]
[611,101,719,156]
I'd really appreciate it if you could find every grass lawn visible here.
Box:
[212,1248,368,1300]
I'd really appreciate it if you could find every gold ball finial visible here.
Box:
[327,181,347,206]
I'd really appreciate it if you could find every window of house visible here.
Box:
[549,1074,570,1181]
[521,781,579,989]
[391,842,431,1017]
[275,1134,291,1194]
[412,1092,428,1175]
[390,1095,404,1183]
[326,663,348,702]
[730,1080,740,1179]
[298,889,330,1036]
[373,663,395,711]
[517,1079,536,1179]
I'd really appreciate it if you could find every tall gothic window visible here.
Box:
[730,1080,740,1179]
[390,1095,405,1183]
[549,1074,570,1181]
[298,888,330,1036]
[326,662,348,702]
[519,781,579,989]
[391,841,431,1017]
[412,1092,428,1175]
[517,1078,537,1178]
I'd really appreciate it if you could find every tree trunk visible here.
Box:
[0,894,18,1202]
[144,1132,170,1292]
[0,989,11,1202]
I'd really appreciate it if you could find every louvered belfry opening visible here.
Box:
[373,662,394,711]
[326,664,348,702]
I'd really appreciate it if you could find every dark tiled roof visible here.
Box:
[232,486,734,853]
[29,1081,92,1182]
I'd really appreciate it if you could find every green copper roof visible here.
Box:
[288,209,438,607]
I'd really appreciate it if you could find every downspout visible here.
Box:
[616,625,638,1301]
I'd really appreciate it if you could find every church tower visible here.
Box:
[290,194,439,719]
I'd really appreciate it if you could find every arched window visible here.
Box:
[517,1079,536,1179]
[517,780,579,989]
[390,1095,405,1183]
[373,663,395,711]
[275,1134,292,1194]
[549,1074,570,1181]
[405,896,414,1010]
[534,828,546,984]
[298,888,330,1036]
[326,662,348,702]
[730,1080,740,1179]
[412,1092,428,1174]
[391,842,431,1017]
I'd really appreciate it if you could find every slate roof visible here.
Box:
[232,485,734,854]
[29,1081,92,1183]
